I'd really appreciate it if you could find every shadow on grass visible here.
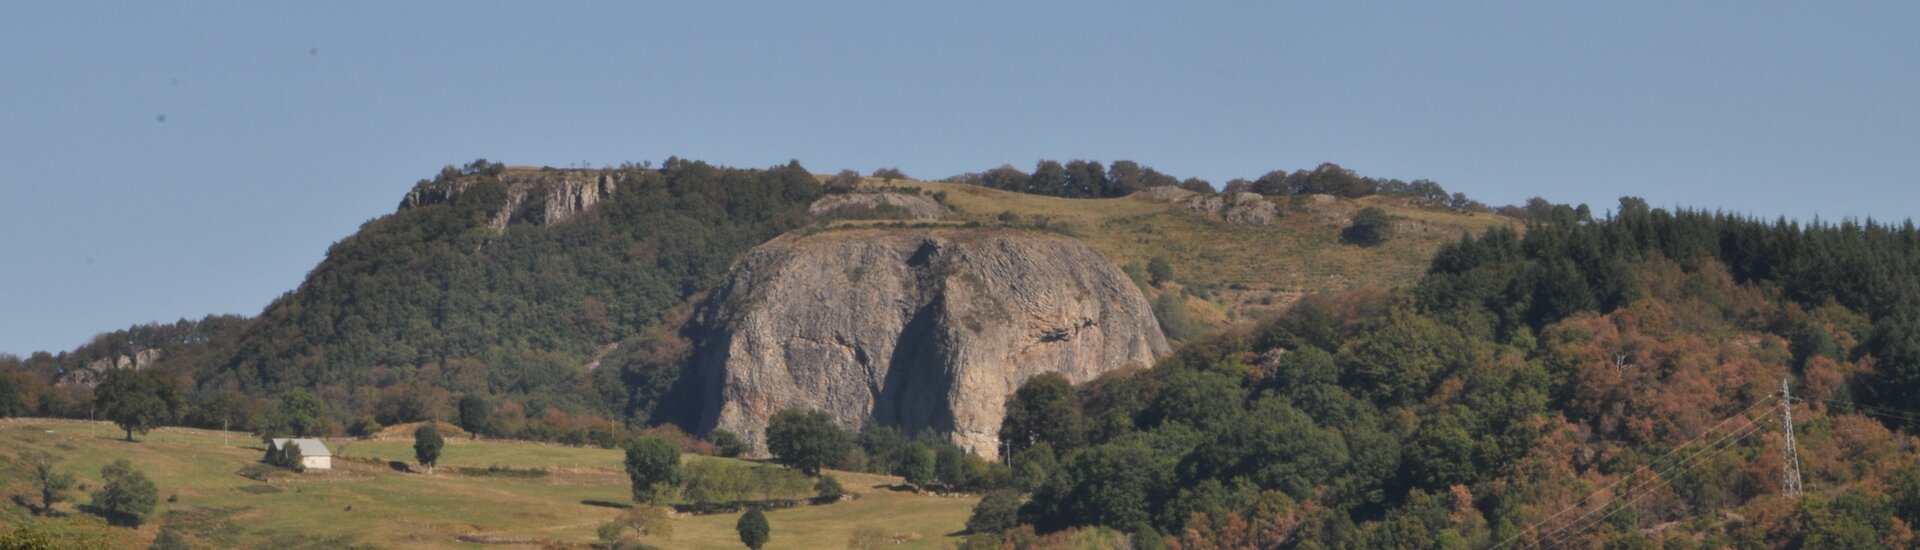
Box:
[581,499,633,510]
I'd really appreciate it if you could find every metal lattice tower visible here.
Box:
[1779,378,1805,496]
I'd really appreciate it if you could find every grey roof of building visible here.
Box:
[269,438,332,457]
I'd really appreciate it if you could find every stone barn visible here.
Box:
[265,438,332,470]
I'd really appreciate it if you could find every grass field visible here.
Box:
[0,420,977,549]
[845,179,1519,325]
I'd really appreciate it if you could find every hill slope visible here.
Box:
[0,419,976,549]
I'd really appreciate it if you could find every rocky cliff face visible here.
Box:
[809,191,947,221]
[57,348,160,388]
[401,169,623,230]
[692,228,1168,458]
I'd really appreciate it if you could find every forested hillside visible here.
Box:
[969,199,1920,549]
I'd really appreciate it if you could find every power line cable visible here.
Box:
[1535,417,1770,549]
[1491,397,1773,549]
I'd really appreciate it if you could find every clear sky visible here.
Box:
[3,2,1917,356]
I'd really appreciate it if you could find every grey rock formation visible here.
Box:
[401,170,622,230]
[1135,186,1279,225]
[692,228,1167,458]
[57,348,161,388]
[809,191,947,221]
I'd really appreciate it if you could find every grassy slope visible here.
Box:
[0,420,975,549]
[859,180,1519,323]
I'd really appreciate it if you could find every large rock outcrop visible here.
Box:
[57,348,160,388]
[401,169,623,230]
[809,191,947,221]
[692,228,1168,458]
[1135,186,1280,225]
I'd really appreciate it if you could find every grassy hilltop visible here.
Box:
[0,420,977,549]
[837,178,1519,327]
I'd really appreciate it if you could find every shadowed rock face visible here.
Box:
[692,228,1168,459]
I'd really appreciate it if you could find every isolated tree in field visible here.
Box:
[28,453,74,515]
[456,394,491,438]
[1146,257,1175,286]
[764,409,853,476]
[1343,207,1394,247]
[625,435,681,504]
[413,424,444,473]
[736,509,770,549]
[91,459,157,526]
[95,368,169,441]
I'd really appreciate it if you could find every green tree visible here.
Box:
[826,169,863,192]
[935,444,968,489]
[1027,160,1068,196]
[902,442,937,488]
[815,474,845,500]
[456,394,491,438]
[282,441,307,472]
[764,409,853,476]
[413,424,444,473]
[28,454,73,515]
[998,373,1083,458]
[625,436,681,504]
[1146,257,1175,286]
[1342,207,1394,246]
[736,509,771,549]
[1894,462,1920,528]
[1011,442,1059,492]
[966,490,1022,534]
[262,389,326,437]
[91,459,157,527]
[710,428,748,458]
[94,368,168,441]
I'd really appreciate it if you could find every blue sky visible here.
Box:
[3,2,1917,355]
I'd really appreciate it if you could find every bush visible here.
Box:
[91,459,157,527]
[815,474,845,500]
[709,429,748,458]
[826,170,863,193]
[348,416,382,438]
[1342,207,1394,246]
[680,460,811,504]
[966,490,1022,534]
[1146,257,1175,286]
[737,509,771,549]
